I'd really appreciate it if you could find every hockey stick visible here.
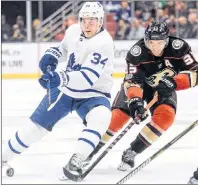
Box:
[116,119,198,184]
[65,94,158,182]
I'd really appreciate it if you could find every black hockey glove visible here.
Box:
[155,76,177,98]
[128,97,148,123]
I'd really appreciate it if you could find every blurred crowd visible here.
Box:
[105,0,198,40]
[1,1,198,42]
[2,15,27,42]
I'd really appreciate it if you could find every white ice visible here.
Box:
[2,79,198,184]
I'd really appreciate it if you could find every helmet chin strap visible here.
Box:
[96,19,103,33]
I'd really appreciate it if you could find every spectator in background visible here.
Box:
[54,15,77,41]
[62,14,77,31]
[11,24,26,42]
[187,13,198,38]
[134,9,143,20]
[32,18,41,41]
[115,19,130,40]
[127,18,145,40]
[135,2,156,20]
[157,9,169,22]
[167,15,177,37]
[135,1,156,13]
[166,1,176,16]
[175,1,188,17]
[142,11,152,22]
[115,0,131,24]
[168,23,177,37]
[186,1,197,10]
[158,0,174,16]
[178,16,189,39]
[142,17,153,28]
[1,14,12,42]
[16,15,26,37]
[105,1,121,13]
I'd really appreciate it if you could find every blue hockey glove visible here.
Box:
[38,70,69,89]
[39,47,62,74]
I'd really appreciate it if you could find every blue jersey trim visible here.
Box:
[81,67,100,78]
[66,86,111,98]
[80,71,93,86]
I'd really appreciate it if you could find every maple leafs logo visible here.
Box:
[66,53,81,72]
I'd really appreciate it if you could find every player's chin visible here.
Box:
[84,31,94,38]
[152,51,163,56]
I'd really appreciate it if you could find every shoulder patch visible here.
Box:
[172,39,184,50]
[130,45,142,56]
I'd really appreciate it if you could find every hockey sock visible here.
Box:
[89,108,131,158]
[130,104,175,154]
[2,123,48,162]
[74,106,111,159]
[88,129,115,158]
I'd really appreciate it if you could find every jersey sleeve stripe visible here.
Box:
[80,71,94,86]
[81,67,100,78]
[189,64,198,70]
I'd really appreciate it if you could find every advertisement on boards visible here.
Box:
[2,43,39,78]
[2,40,198,79]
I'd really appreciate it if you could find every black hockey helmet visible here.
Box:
[144,21,169,47]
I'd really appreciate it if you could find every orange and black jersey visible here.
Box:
[124,36,198,100]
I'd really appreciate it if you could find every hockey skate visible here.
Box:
[2,161,14,177]
[62,153,86,182]
[81,143,103,169]
[117,147,137,171]
[80,156,92,169]
[188,177,198,184]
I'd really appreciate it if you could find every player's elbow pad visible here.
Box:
[174,70,198,90]
[67,67,101,90]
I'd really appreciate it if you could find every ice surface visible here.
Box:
[2,79,198,184]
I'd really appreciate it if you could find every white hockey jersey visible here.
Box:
[56,24,115,99]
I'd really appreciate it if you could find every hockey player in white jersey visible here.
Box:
[2,2,114,181]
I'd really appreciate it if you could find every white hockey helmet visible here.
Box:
[79,2,104,29]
